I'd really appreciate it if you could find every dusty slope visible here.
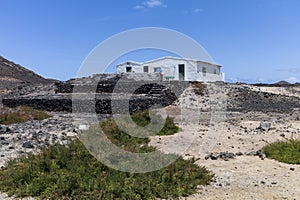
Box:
[0,56,51,90]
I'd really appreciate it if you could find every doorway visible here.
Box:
[126,67,132,72]
[178,64,185,81]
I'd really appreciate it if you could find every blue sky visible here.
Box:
[0,0,300,83]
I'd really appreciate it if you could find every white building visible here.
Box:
[116,57,224,82]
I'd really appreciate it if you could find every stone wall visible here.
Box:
[2,80,190,114]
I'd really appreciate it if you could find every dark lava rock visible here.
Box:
[2,79,189,114]
[22,141,34,148]
[17,150,25,154]
[205,152,235,161]
[245,150,266,160]
[256,150,266,160]
[235,152,243,156]
[219,152,235,161]
[228,87,300,113]
[0,125,10,134]
[1,140,9,145]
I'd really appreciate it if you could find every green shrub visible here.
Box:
[97,110,180,152]
[263,138,300,164]
[98,118,153,153]
[0,139,213,199]
[0,106,51,125]
[0,111,213,199]
[131,110,180,136]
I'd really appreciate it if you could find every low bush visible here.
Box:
[263,138,300,164]
[0,139,213,199]
[130,110,180,136]
[0,110,214,199]
[81,110,180,154]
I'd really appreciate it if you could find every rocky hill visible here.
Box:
[0,56,52,90]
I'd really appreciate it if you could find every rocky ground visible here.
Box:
[0,113,77,168]
[0,82,300,199]
[150,83,300,200]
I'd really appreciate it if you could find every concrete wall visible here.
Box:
[145,57,196,81]
[117,62,141,74]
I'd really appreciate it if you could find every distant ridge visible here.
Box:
[252,80,298,87]
[273,80,291,86]
[0,56,53,90]
[250,81,300,87]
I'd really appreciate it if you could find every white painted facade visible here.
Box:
[116,57,224,82]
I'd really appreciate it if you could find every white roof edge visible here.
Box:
[116,60,142,66]
[143,56,222,67]
[117,56,222,68]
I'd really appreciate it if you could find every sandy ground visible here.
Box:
[150,118,300,200]
[149,84,300,200]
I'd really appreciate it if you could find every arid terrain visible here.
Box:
[0,56,53,90]
[151,83,300,199]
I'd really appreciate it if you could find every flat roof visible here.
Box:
[117,56,222,68]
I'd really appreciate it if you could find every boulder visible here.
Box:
[22,141,34,148]
[0,125,10,134]
[259,121,271,131]
[78,124,89,131]
[1,140,9,145]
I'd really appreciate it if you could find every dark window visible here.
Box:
[143,66,149,73]
[178,64,185,80]
[202,67,206,76]
[126,67,132,72]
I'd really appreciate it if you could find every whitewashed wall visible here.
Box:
[117,62,141,74]
[117,58,224,82]
[144,58,196,81]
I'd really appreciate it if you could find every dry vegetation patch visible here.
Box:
[0,106,51,125]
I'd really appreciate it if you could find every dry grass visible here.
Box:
[0,106,51,125]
